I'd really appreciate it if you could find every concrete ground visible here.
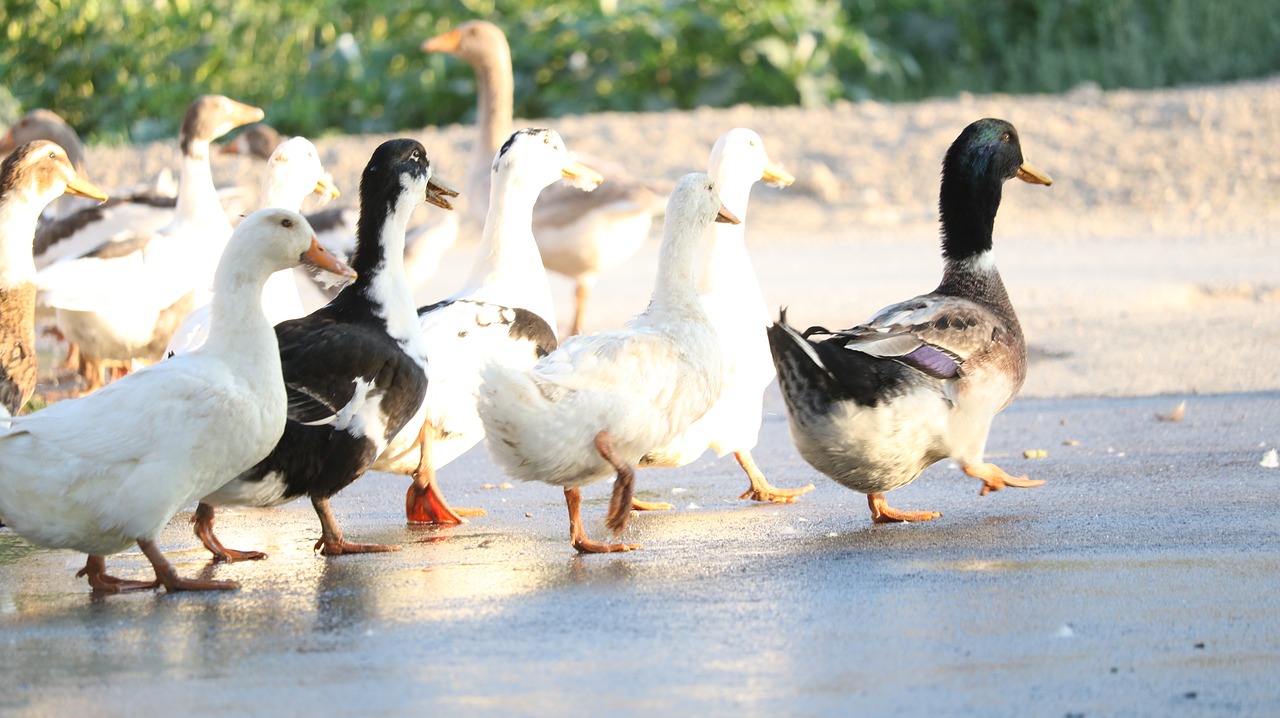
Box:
[2,388,1278,717]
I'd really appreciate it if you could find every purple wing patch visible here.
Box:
[900,344,960,379]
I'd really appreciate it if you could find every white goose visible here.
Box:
[639,129,815,503]
[165,136,341,356]
[372,128,602,524]
[0,208,355,592]
[424,20,664,335]
[0,140,108,417]
[36,95,264,391]
[478,173,734,553]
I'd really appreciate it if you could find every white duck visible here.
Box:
[372,128,602,524]
[165,136,341,356]
[478,173,735,553]
[36,95,264,391]
[639,129,815,503]
[0,208,355,592]
[424,20,664,335]
[0,140,108,417]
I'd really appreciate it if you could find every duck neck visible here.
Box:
[202,250,278,373]
[351,192,427,357]
[0,196,41,286]
[697,178,754,296]
[466,47,514,221]
[467,178,545,289]
[645,218,703,319]
[175,139,231,230]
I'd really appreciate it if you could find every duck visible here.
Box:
[0,109,90,220]
[0,140,108,416]
[766,118,1053,524]
[478,172,735,553]
[191,138,458,561]
[0,208,356,592]
[424,20,665,335]
[639,128,815,503]
[36,95,264,392]
[224,123,460,309]
[372,128,602,525]
[165,136,341,356]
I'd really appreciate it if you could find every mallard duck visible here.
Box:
[639,128,815,503]
[767,118,1052,523]
[0,141,108,416]
[425,20,664,335]
[165,136,340,356]
[36,95,264,392]
[478,173,735,553]
[372,128,601,524]
[192,139,457,560]
[0,208,355,592]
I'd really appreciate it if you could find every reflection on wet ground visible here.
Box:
[2,392,1279,715]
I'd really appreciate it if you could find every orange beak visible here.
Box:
[715,205,741,225]
[422,28,462,54]
[300,237,356,280]
[64,175,109,203]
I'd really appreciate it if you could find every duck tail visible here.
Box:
[768,308,839,416]
[476,362,551,481]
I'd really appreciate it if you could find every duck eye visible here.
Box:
[411,150,420,160]
[282,218,294,228]
[48,151,57,160]
[1001,132,1011,142]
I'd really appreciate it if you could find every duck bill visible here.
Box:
[425,176,460,210]
[423,28,462,54]
[562,160,604,188]
[714,205,742,225]
[64,176,109,202]
[1016,160,1053,186]
[761,161,795,188]
[301,238,357,280]
[230,101,266,129]
[314,176,341,200]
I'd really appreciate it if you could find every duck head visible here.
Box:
[939,118,1052,261]
[494,128,603,193]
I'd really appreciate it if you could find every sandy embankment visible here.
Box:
[81,77,1280,399]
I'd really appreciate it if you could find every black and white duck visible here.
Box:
[192,138,457,559]
[372,127,601,524]
[767,118,1052,523]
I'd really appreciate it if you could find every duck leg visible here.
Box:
[137,539,239,592]
[566,487,641,554]
[405,420,486,524]
[630,497,674,511]
[867,493,941,523]
[735,450,815,504]
[570,282,590,336]
[192,502,267,562]
[595,430,640,535]
[311,495,401,556]
[964,462,1045,496]
[76,555,160,593]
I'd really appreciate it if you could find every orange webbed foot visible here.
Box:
[964,463,1046,496]
[867,493,942,523]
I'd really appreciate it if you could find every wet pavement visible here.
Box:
[2,389,1279,716]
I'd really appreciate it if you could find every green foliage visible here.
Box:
[1,0,1278,143]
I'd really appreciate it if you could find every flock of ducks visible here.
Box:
[0,21,1053,593]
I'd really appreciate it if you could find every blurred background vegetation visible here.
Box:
[2,0,1278,143]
